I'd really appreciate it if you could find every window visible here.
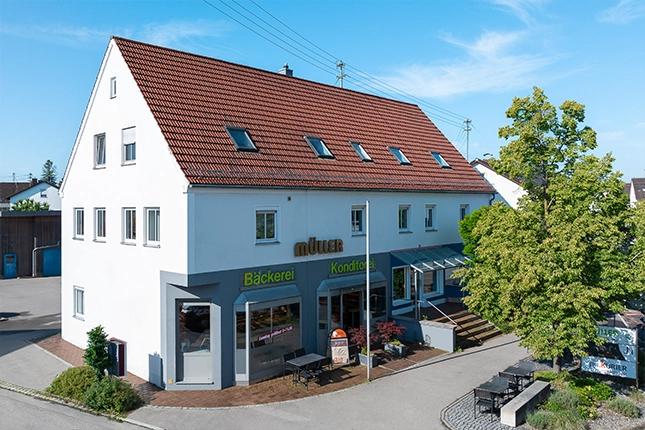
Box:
[110,77,117,98]
[389,146,411,165]
[95,208,106,240]
[94,134,106,167]
[256,208,277,243]
[425,204,437,230]
[398,205,411,232]
[74,208,84,238]
[351,205,365,235]
[74,286,84,319]
[146,207,160,245]
[226,127,258,152]
[40,189,47,198]
[123,208,136,243]
[122,127,136,164]
[430,151,451,168]
[460,204,469,221]
[350,142,372,162]
[304,136,334,159]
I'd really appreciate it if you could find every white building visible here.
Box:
[60,37,494,390]
[471,158,526,209]
[9,181,61,210]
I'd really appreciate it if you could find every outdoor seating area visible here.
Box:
[473,359,535,421]
[283,350,331,389]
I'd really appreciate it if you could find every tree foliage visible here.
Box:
[11,198,50,211]
[40,159,58,186]
[84,326,114,381]
[458,87,639,371]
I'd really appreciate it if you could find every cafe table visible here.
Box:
[287,353,326,387]
[499,365,534,390]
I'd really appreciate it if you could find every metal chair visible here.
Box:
[498,372,520,395]
[518,359,535,387]
[473,388,496,421]
[294,348,306,357]
[282,351,297,380]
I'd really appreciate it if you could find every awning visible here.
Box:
[391,247,470,272]
[318,271,387,293]
[234,284,300,306]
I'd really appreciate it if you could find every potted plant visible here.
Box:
[347,325,379,368]
[377,320,407,357]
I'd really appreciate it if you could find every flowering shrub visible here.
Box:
[376,320,406,345]
[347,325,379,355]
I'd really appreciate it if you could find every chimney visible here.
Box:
[278,63,293,77]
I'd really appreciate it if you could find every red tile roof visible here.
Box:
[114,37,493,193]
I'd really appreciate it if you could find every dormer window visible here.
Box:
[431,152,451,168]
[226,127,257,152]
[350,142,372,162]
[304,136,334,159]
[388,146,411,165]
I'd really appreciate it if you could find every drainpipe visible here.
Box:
[32,241,60,277]
[489,192,497,206]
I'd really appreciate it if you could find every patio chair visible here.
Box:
[518,359,535,387]
[294,348,306,357]
[283,351,297,380]
[301,360,322,390]
[473,388,497,422]
[498,372,520,395]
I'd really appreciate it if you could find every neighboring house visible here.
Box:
[0,180,33,211]
[625,178,645,207]
[9,181,61,210]
[471,158,527,209]
[60,37,495,390]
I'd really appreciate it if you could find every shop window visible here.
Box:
[248,302,300,375]
[178,304,210,353]
[368,286,386,319]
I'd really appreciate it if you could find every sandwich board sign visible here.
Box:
[330,329,350,365]
[582,325,637,380]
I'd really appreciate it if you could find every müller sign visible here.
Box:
[294,237,343,257]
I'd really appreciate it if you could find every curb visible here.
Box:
[0,380,163,430]
[440,391,470,430]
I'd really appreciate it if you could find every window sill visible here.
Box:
[351,232,366,237]
[121,241,136,246]
[425,228,438,232]
[255,240,280,245]
[93,165,106,170]
[398,230,413,234]
[73,315,85,321]
[144,243,161,248]
[121,161,136,166]
[73,237,84,241]
[93,239,106,243]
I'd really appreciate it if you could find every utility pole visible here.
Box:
[464,119,472,161]
[336,61,347,88]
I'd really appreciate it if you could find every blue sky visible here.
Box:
[1,0,644,184]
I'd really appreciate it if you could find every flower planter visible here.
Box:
[384,342,407,357]
[357,352,378,368]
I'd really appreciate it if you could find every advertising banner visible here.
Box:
[582,326,638,379]
[330,329,350,365]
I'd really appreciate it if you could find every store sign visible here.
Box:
[330,258,375,275]
[243,267,295,287]
[581,326,637,379]
[257,325,293,342]
[294,237,343,257]
[330,329,350,365]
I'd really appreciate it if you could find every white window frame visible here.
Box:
[123,207,136,244]
[460,204,470,221]
[73,286,84,319]
[94,133,106,167]
[110,77,117,99]
[74,208,84,239]
[94,208,106,241]
[255,206,278,244]
[351,205,365,235]
[145,207,160,246]
[425,204,437,231]
[398,204,411,232]
[122,126,136,165]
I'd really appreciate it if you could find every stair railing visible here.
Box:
[425,300,482,345]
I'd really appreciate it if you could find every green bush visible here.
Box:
[534,370,572,389]
[83,375,142,413]
[84,325,114,381]
[605,397,640,418]
[577,405,598,420]
[544,389,580,412]
[630,390,645,403]
[547,409,586,430]
[46,366,95,402]
[569,377,614,405]
[526,410,552,429]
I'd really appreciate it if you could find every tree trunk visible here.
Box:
[553,356,562,374]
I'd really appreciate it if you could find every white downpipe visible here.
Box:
[366,200,371,380]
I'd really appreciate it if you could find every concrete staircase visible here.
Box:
[432,308,503,350]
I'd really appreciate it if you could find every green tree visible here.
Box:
[84,326,114,381]
[458,87,638,372]
[10,198,50,211]
[40,159,58,185]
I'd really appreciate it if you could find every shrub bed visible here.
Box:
[605,397,640,418]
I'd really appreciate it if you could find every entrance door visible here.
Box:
[342,291,361,329]
[176,302,211,383]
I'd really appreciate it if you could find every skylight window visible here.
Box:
[388,146,411,165]
[350,142,372,162]
[431,152,451,168]
[226,127,257,152]
[304,136,334,159]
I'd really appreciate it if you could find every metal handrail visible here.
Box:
[425,300,482,345]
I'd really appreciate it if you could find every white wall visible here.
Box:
[189,187,491,273]
[60,40,188,378]
[9,184,61,210]
[472,163,526,209]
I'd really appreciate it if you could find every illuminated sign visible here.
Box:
[294,237,343,257]
[582,326,637,379]
[330,258,375,275]
[243,267,295,287]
